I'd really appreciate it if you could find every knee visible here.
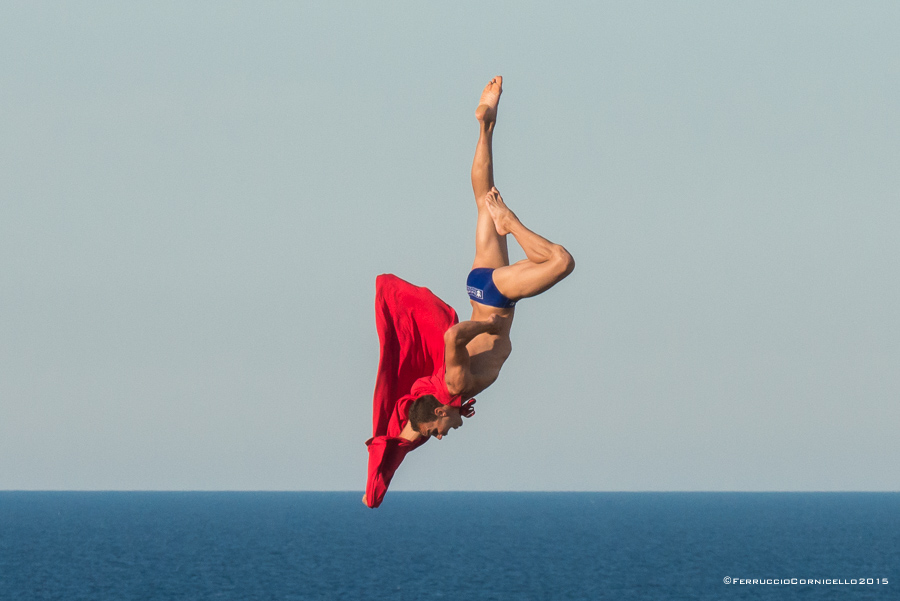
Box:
[552,245,575,277]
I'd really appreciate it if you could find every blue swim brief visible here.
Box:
[466,268,516,309]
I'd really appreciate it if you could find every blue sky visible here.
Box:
[1,1,898,490]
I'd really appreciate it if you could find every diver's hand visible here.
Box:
[460,398,476,418]
[485,314,506,335]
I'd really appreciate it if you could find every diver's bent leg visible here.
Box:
[491,240,574,300]
[485,188,574,300]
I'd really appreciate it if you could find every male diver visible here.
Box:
[364,77,574,507]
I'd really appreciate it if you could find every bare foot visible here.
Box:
[484,187,517,236]
[475,76,503,124]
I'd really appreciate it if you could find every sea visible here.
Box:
[0,492,896,600]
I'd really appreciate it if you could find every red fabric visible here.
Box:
[364,274,472,508]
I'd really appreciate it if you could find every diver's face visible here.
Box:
[420,407,463,440]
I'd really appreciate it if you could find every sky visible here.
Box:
[1,1,898,492]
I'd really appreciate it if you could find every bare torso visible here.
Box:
[397,301,514,444]
[462,301,514,398]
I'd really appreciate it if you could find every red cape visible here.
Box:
[364,274,471,508]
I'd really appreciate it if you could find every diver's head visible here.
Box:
[408,395,462,440]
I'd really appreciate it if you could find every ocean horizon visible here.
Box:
[2,491,896,600]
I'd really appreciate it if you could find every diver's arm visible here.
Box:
[443,318,501,395]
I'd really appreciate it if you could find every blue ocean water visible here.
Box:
[0,492,896,600]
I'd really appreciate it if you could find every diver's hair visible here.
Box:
[408,395,443,430]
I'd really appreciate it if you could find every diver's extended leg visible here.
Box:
[486,187,575,300]
[471,76,509,270]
